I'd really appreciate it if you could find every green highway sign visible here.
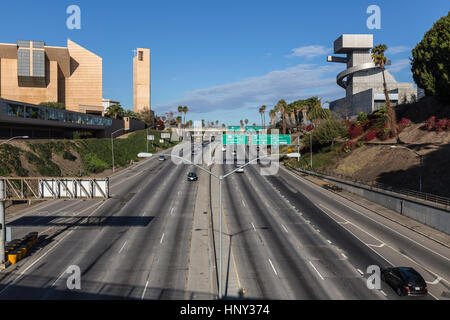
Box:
[227,126,241,131]
[251,135,291,145]
[245,126,263,132]
[222,134,248,145]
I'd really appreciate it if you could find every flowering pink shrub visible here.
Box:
[397,118,411,133]
[425,116,448,133]
[349,124,364,139]
[425,116,436,131]
[342,140,356,153]
[306,124,314,132]
[364,131,377,142]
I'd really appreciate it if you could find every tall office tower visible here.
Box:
[133,48,151,114]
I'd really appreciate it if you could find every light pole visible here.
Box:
[111,129,124,174]
[1,135,29,268]
[390,145,423,192]
[138,150,300,299]
[309,123,315,169]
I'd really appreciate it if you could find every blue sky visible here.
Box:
[1,0,448,125]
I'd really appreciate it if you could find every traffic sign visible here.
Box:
[147,135,155,141]
[251,135,291,145]
[161,133,171,139]
[222,134,248,145]
[227,126,241,132]
[245,126,263,132]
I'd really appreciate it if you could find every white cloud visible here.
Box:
[387,46,410,55]
[154,64,343,114]
[289,45,331,58]
[388,59,411,73]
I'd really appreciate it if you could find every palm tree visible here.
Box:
[240,119,244,128]
[261,105,266,128]
[105,104,125,119]
[275,99,288,134]
[307,97,331,127]
[258,106,264,128]
[178,105,183,114]
[201,119,205,127]
[182,106,189,127]
[372,44,398,142]
[216,120,219,127]
[245,119,249,127]
[269,109,276,127]
[176,116,182,128]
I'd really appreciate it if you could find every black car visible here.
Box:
[187,172,198,181]
[381,267,428,296]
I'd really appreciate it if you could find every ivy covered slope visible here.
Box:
[0,130,177,177]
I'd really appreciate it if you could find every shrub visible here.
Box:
[62,151,77,161]
[436,118,448,132]
[83,153,109,173]
[397,118,412,133]
[306,124,314,132]
[356,141,364,148]
[364,131,377,142]
[356,112,368,124]
[425,116,436,131]
[349,124,364,139]
[342,140,356,153]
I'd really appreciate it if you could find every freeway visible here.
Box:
[0,144,201,299]
[0,140,448,300]
[212,144,449,300]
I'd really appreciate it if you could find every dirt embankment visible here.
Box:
[328,109,450,198]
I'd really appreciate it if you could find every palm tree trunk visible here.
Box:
[381,67,398,142]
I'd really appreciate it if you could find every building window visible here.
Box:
[5,103,25,118]
[139,51,143,61]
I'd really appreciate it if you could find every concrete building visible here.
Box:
[102,98,121,113]
[133,48,151,114]
[327,34,418,118]
[0,39,103,116]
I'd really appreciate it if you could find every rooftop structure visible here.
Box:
[327,34,418,118]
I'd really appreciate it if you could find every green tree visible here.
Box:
[275,99,288,134]
[182,106,189,127]
[105,104,125,119]
[123,110,142,120]
[39,102,66,110]
[411,12,450,102]
[372,44,398,142]
[307,97,331,126]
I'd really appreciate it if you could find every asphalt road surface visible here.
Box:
[0,141,448,300]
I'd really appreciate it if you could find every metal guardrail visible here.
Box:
[286,164,450,210]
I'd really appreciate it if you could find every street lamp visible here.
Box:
[138,150,300,299]
[389,145,423,192]
[111,129,124,173]
[0,136,29,146]
[0,135,28,268]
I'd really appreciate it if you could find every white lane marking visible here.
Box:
[380,290,387,297]
[281,224,289,233]
[367,243,385,248]
[341,253,347,259]
[51,270,66,287]
[268,259,278,276]
[309,261,324,280]
[357,269,364,276]
[242,200,246,207]
[426,276,443,285]
[316,229,321,233]
[0,200,108,296]
[327,240,332,244]
[251,223,256,232]
[284,167,450,263]
[160,233,165,244]
[141,280,149,300]
[170,207,174,216]
[118,241,128,254]
[141,211,146,216]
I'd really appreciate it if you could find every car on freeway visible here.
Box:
[234,164,244,173]
[232,150,237,156]
[381,267,428,296]
[187,172,198,181]
[222,146,226,152]
[159,155,166,161]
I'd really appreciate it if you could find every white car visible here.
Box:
[235,165,244,173]
[222,147,226,152]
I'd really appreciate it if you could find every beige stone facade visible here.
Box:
[133,48,151,114]
[0,39,103,115]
